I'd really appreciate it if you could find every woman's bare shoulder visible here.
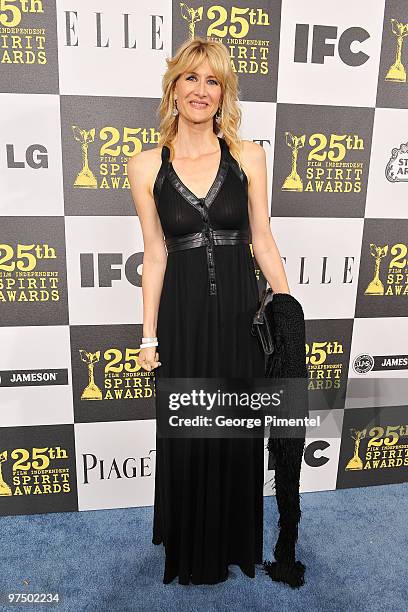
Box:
[240,139,265,161]
[127,145,162,171]
[127,145,163,197]
[239,139,265,186]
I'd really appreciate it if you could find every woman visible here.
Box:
[128,37,290,585]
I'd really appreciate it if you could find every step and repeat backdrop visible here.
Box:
[0,0,407,517]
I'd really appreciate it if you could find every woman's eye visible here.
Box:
[186,75,218,85]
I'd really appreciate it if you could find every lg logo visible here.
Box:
[294,24,370,66]
[6,144,49,169]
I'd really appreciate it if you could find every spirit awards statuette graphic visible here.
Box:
[79,350,103,400]
[364,244,388,295]
[385,19,408,83]
[72,126,97,189]
[180,3,203,39]
[282,132,306,192]
[0,451,12,496]
[345,428,366,471]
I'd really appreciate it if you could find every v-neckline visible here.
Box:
[167,136,226,207]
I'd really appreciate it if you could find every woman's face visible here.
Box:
[174,58,222,125]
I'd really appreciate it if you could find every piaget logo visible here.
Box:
[0,0,47,65]
[72,124,145,190]
[282,130,364,194]
[79,346,155,401]
[0,446,71,496]
[385,141,408,182]
[365,242,408,296]
[180,3,271,75]
[306,339,343,391]
[385,18,408,83]
[0,243,60,303]
[345,424,408,471]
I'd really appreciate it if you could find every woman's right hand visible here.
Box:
[138,346,161,371]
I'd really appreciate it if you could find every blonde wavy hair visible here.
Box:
[156,36,245,170]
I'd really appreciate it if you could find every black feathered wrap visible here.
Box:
[255,292,309,588]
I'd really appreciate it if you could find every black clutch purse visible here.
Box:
[251,287,275,355]
[251,287,284,377]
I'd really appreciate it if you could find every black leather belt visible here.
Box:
[165,228,250,296]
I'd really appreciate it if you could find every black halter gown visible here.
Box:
[152,134,265,585]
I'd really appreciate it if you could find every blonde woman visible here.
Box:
[128,37,290,585]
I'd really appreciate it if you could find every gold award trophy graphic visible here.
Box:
[345,428,366,471]
[180,3,203,39]
[72,126,97,188]
[385,18,408,83]
[0,451,12,496]
[364,244,388,295]
[79,350,103,400]
[282,132,306,192]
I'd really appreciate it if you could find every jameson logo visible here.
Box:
[0,447,71,497]
[78,347,155,401]
[385,141,408,182]
[345,425,408,471]
[281,131,365,194]
[72,124,147,190]
[306,339,343,391]
[0,242,60,303]
[364,242,408,296]
[352,353,408,374]
[384,18,408,84]
[0,0,47,65]
[179,3,271,75]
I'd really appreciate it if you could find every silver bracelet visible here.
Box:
[140,341,158,348]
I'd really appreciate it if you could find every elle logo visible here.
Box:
[63,11,163,49]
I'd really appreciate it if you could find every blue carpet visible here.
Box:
[1,482,406,612]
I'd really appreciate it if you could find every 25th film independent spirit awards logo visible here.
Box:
[0,218,69,326]
[69,324,156,423]
[0,0,59,94]
[377,12,408,106]
[305,319,353,412]
[0,425,78,516]
[271,102,374,218]
[60,96,159,215]
[337,405,408,488]
[383,18,408,85]
[355,219,408,318]
[174,0,280,101]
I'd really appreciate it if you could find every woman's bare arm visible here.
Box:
[127,149,168,338]
[242,141,290,294]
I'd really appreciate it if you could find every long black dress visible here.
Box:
[152,135,265,585]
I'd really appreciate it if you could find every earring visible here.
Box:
[215,106,222,123]
[172,99,179,116]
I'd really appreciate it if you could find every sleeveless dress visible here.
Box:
[152,135,265,585]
